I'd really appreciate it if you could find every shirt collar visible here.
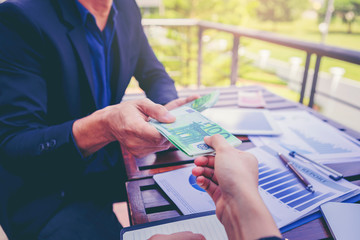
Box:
[75,1,118,27]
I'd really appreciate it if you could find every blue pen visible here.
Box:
[289,151,343,181]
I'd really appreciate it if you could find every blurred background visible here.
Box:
[130,0,360,132]
[0,1,358,238]
[0,0,358,131]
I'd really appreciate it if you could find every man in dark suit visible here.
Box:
[0,0,197,239]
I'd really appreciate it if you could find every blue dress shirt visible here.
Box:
[76,1,118,109]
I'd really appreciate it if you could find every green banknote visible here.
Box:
[185,91,219,112]
[150,106,242,157]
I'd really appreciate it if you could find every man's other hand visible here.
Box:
[104,99,176,158]
[73,98,176,158]
[164,95,200,110]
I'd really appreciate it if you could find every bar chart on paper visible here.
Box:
[258,162,334,212]
[289,128,350,154]
[250,111,360,161]
[247,145,360,228]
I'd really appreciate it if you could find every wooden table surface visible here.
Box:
[122,85,360,240]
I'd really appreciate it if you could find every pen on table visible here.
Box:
[277,152,315,193]
[289,151,343,181]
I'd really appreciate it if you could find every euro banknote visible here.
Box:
[150,106,242,157]
[185,91,219,112]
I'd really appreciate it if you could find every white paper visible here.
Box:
[122,214,227,240]
[249,145,360,228]
[153,166,215,215]
[249,110,360,163]
[202,108,282,136]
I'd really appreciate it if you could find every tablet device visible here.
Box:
[202,108,282,135]
[320,202,360,240]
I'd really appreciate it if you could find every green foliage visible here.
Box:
[146,26,197,86]
[145,0,260,86]
[162,0,257,25]
[333,0,360,33]
[334,0,360,13]
[256,0,309,23]
[136,0,360,92]
[240,62,286,85]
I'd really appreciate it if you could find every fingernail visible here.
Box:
[204,136,210,141]
[163,112,175,122]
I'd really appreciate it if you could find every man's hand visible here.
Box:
[164,95,200,110]
[73,98,175,158]
[104,99,176,158]
[148,232,205,240]
[72,96,199,158]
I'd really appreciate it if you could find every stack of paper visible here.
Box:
[249,110,360,163]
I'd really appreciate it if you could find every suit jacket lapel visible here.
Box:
[112,0,131,104]
[55,0,97,108]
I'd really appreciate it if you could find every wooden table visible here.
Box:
[122,85,360,240]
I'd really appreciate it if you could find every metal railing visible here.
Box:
[142,19,360,109]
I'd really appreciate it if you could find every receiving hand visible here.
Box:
[148,232,205,240]
[192,134,281,240]
[192,134,259,222]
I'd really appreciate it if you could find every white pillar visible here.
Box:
[238,46,246,56]
[258,49,270,69]
[329,67,345,93]
[289,57,302,80]
[324,67,345,116]
[287,57,302,91]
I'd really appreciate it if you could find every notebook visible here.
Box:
[320,202,360,240]
[120,211,227,240]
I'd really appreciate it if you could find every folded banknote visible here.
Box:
[150,106,242,157]
[185,91,219,112]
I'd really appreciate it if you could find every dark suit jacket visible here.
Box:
[0,0,178,238]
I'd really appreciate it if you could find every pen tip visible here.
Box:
[307,186,315,193]
[289,151,296,157]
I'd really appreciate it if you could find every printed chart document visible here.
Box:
[202,108,282,136]
[121,212,227,240]
[153,166,215,214]
[249,110,360,163]
[154,146,360,229]
[250,145,360,228]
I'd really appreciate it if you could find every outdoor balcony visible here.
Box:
[126,18,360,134]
